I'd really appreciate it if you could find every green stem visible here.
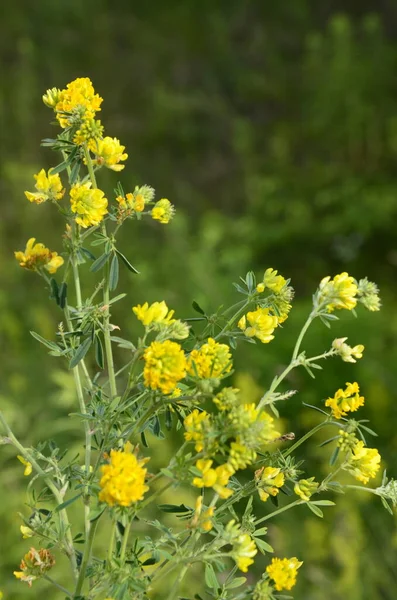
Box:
[215,299,251,340]
[258,362,297,409]
[292,312,316,360]
[107,520,117,564]
[344,484,379,495]
[254,499,304,525]
[166,564,189,600]
[120,518,133,562]
[0,413,78,581]
[139,481,174,511]
[73,516,99,598]
[44,575,73,597]
[283,421,330,458]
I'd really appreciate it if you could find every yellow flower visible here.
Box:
[143,340,187,395]
[228,441,257,470]
[99,442,149,507]
[266,557,303,591]
[91,136,128,171]
[133,301,175,327]
[325,382,364,419]
[259,268,287,293]
[228,404,280,446]
[318,272,358,312]
[17,455,32,476]
[332,338,364,363]
[294,477,319,501]
[188,338,232,379]
[345,440,381,484]
[184,409,210,452]
[14,548,55,587]
[24,169,64,204]
[256,466,285,502]
[193,459,234,499]
[231,532,258,572]
[54,77,103,128]
[151,198,175,224]
[73,117,104,146]
[15,238,64,274]
[20,525,34,539]
[238,308,278,343]
[42,87,61,108]
[70,182,108,228]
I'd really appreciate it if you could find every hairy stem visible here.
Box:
[73,516,100,598]
[254,499,304,525]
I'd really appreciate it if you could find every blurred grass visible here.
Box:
[1,2,397,598]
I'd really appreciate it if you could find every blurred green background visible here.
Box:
[1,1,397,598]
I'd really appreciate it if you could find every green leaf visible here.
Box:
[49,159,71,175]
[329,446,340,467]
[89,506,106,522]
[205,564,218,589]
[306,502,323,518]
[158,504,191,513]
[49,277,59,304]
[69,160,80,185]
[254,526,269,536]
[30,331,60,352]
[141,430,148,447]
[90,252,111,272]
[227,577,247,589]
[94,335,104,369]
[311,500,336,506]
[116,249,140,274]
[192,300,205,315]
[109,293,127,305]
[80,247,96,261]
[381,496,394,515]
[55,493,82,513]
[58,282,68,309]
[109,253,119,291]
[165,407,172,431]
[69,337,92,369]
[254,537,274,553]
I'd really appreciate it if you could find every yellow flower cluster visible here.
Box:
[91,136,128,171]
[24,169,64,205]
[193,459,235,499]
[345,440,381,484]
[294,477,319,501]
[256,268,287,294]
[238,307,279,343]
[116,184,155,220]
[70,182,108,228]
[50,77,103,128]
[266,557,303,591]
[228,441,257,470]
[151,198,175,224]
[255,466,285,502]
[318,272,358,312]
[189,338,232,379]
[357,277,381,311]
[325,382,364,419]
[191,496,215,532]
[14,548,55,587]
[332,338,364,363]
[133,301,176,327]
[184,409,210,452]
[15,238,64,274]
[17,455,33,476]
[226,521,258,572]
[143,340,187,394]
[228,403,280,446]
[99,442,149,507]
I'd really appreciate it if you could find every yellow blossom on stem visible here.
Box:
[133,301,175,327]
[256,466,285,501]
[151,198,175,224]
[325,382,364,419]
[318,272,358,312]
[266,557,303,591]
[193,459,234,499]
[294,477,319,501]
[332,338,364,363]
[238,308,278,343]
[91,136,128,171]
[143,340,187,394]
[231,532,258,572]
[17,455,32,476]
[14,548,55,587]
[99,442,149,507]
[24,169,64,204]
[73,117,104,146]
[188,338,232,379]
[20,525,34,539]
[184,409,210,452]
[54,77,103,128]
[70,182,108,228]
[344,440,381,484]
[228,441,257,470]
[15,238,64,274]
[258,268,287,293]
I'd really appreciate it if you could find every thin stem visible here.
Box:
[107,520,117,564]
[44,575,73,597]
[73,516,100,598]
[344,484,379,495]
[292,312,316,360]
[215,299,251,340]
[166,564,189,600]
[283,421,330,458]
[254,499,304,525]
[0,413,78,581]
[139,481,174,511]
[120,518,133,562]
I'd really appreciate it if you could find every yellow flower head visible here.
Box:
[14,548,55,587]
[117,185,155,217]
[325,382,364,419]
[231,531,258,572]
[228,441,257,470]
[256,466,285,502]
[266,557,303,591]
[20,525,34,539]
[73,117,104,146]
[151,198,175,224]
[294,477,319,502]
[258,268,287,293]
[238,307,278,344]
[332,338,364,363]
[70,182,108,228]
[357,277,381,311]
[189,338,232,379]
[133,301,175,327]
[143,340,187,395]
[228,404,280,447]
[193,459,234,499]
[17,455,32,476]
[15,239,64,274]
[318,272,358,312]
[24,169,64,205]
[91,136,128,171]
[54,77,103,128]
[42,87,61,108]
[184,409,210,452]
[99,442,149,507]
[345,440,381,484]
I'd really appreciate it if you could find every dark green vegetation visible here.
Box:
[1,2,397,598]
